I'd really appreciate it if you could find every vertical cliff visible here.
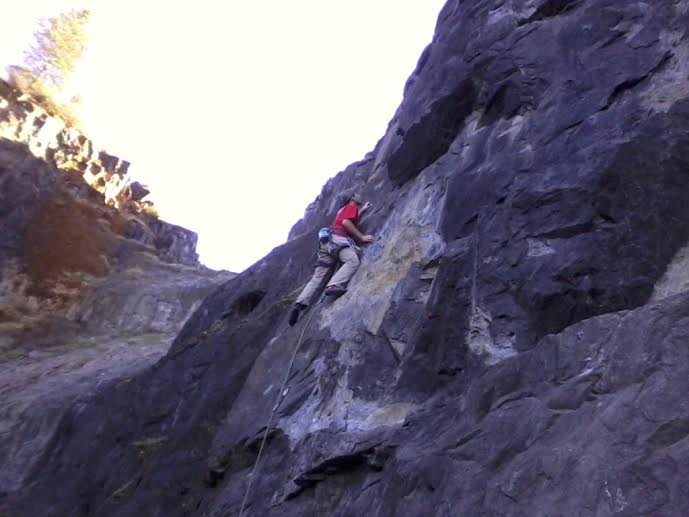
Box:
[5,1,689,516]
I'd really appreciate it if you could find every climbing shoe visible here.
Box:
[324,285,347,298]
[288,303,305,326]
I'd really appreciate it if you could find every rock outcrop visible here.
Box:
[1,77,137,210]
[5,1,689,515]
[0,81,233,499]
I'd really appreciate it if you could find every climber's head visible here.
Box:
[338,191,362,208]
[349,193,363,206]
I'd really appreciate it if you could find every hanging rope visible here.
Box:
[238,296,323,517]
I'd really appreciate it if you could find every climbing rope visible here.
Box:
[238,295,323,517]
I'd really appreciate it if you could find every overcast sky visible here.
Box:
[0,1,445,272]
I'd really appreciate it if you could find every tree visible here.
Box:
[23,9,91,91]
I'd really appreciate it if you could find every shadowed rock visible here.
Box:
[5,1,689,516]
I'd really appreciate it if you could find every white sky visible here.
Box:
[0,1,445,272]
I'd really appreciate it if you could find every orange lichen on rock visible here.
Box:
[20,194,124,297]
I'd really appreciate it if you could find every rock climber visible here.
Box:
[288,192,374,325]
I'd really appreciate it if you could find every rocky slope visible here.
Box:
[0,80,232,500]
[6,0,689,515]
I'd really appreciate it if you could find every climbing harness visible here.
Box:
[314,229,360,271]
[238,293,324,517]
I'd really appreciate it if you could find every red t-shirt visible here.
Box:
[330,203,359,236]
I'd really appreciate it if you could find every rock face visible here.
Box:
[0,136,225,349]
[0,83,233,499]
[0,77,139,211]
[6,0,689,515]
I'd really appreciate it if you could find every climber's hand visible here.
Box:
[362,234,374,243]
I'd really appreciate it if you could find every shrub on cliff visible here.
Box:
[24,9,91,91]
[6,66,82,129]
[7,9,91,129]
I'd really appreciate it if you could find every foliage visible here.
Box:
[138,201,159,219]
[23,9,91,91]
[5,9,93,129]
[6,66,82,128]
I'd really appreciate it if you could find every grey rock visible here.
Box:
[6,1,689,516]
[129,181,150,202]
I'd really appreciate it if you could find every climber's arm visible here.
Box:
[343,219,373,243]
